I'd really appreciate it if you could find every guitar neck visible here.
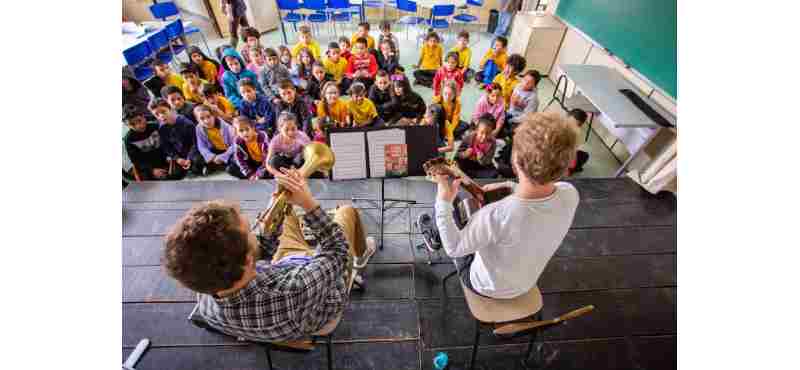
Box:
[458,174,485,202]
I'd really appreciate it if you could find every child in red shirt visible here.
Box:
[432,52,465,98]
[345,37,378,91]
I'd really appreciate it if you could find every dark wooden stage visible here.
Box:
[122,178,676,370]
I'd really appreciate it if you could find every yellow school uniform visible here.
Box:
[198,60,218,82]
[291,40,322,60]
[351,34,376,50]
[317,99,349,126]
[479,50,508,72]
[214,96,237,117]
[419,43,443,71]
[181,79,209,104]
[449,45,472,69]
[323,57,348,83]
[246,139,264,163]
[492,73,519,106]
[441,98,462,143]
[164,73,185,88]
[348,98,378,126]
[206,127,227,151]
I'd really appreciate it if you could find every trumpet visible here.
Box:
[255,142,336,235]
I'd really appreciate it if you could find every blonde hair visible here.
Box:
[512,112,578,184]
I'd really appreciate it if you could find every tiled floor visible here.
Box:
[124,17,622,180]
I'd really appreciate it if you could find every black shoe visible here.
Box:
[416,213,441,252]
[202,166,209,177]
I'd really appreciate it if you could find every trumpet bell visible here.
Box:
[300,142,336,177]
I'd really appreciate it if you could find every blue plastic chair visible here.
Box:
[328,0,355,37]
[164,19,187,56]
[426,5,455,29]
[396,0,424,40]
[453,0,482,44]
[123,41,155,81]
[277,0,303,44]
[301,0,330,35]
[363,0,387,21]
[148,28,174,65]
[148,1,210,56]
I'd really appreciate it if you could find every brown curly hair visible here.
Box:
[162,201,252,294]
[512,112,578,184]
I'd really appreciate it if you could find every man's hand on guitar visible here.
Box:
[435,174,462,203]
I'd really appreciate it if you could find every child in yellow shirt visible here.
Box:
[346,82,379,127]
[475,36,508,86]
[351,22,376,51]
[450,31,474,81]
[413,32,443,87]
[152,60,185,89]
[291,25,322,60]
[433,80,467,153]
[202,84,237,123]
[179,64,208,104]
[491,54,527,107]
[317,82,350,128]
[323,42,348,85]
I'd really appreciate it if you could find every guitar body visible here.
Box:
[423,158,512,226]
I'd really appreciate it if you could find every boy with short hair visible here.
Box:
[475,36,509,86]
[508,70,541,124]
[162,86,197,124]
[272,79,313,134]
[231,115,271,180]
[345,37,378,91]
[149,98,203,177]
[323,42,348,87]
[424,112,580,299]
[492,53,526,106]
[346,82,379,127]
[259,47,292,102]
[449,31,473,81]
[368,70,396,123]
[179,63,208,104]
[123,104,170,180]
[220,47,264,109]
[338,36,353,61]
[145,60,186,97]
[238,78,275,136]
[567,108,590,175]
[352,22,376,50]
[414,32,443,87]
[194,104,237,176]
[306,62,332,106]
[378,20,400,58]
[432,51,465,98]
[238,26,261,64]
[292,25,322,60]
[202,84,237,123]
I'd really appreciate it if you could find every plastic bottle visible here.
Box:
[433,351,449,370]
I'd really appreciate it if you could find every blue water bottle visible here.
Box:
[433,352,449,370]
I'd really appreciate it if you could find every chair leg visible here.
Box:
[469,319,480,370]
[326,335,334,370]
[264,343,274,370]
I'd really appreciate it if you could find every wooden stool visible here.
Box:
[461,283,595,370]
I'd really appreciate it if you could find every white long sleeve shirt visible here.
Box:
[435,182,579,299]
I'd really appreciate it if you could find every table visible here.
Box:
[559,64,677,177]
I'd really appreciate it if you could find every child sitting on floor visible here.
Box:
[238,78,275,135]
[220,47,263,109]
[317,81,349,128]
[347,82,380,127]
[272,79,313,134]
[390,74,427,125]
[345,37,378,91]
[124,104,170,181]
[162,86,197,124]
[231,115,271,180]
[292,25,322,60]
[352,22,376,51]
[369,70,396,123]
[475,36,508,86]
[194,104,236,176]
[456,114,499,178]
[567,108,590,175]
[237,26,261,65]
[472,82,506,138]
[435,80,467,153]
[508,70,541,125]
[278,45,293,70]
[323,42,348,90]
[179,63,207,104]
[307,62,332,107]
[149,98,202,177]
[246,46,268,75]
[260,47,292,102]
[292,47,317,90]
[187,45,220,84]
[414,32,443,87]
[338,37,352,62]
[378,20,400,58]
[449,31,473,81]
[145,60,185,97]
[311,117,327,144]
[376,38,400,76]
[492,53,526,107]
[202,84,236,123]
[265,111,312,177]
[433,52,465,98]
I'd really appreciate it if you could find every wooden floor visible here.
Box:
[122,178,677,370]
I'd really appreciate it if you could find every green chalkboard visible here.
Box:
[556,0,677,98]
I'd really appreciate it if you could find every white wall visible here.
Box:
[173,0,208,17]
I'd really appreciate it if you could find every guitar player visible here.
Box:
[417,112,581,299]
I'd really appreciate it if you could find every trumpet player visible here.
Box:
[163,169,376,342]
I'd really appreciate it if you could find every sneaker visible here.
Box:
[354,236,377,269]
[416,213,442,252]
[202,166,209,177]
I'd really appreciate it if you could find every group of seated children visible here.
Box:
[123,22,588,182]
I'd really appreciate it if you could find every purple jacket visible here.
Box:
[234,130,270,178]
[196,118,236,163]
[471,94,506,128]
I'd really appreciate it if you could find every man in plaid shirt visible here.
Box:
[163,169,375,342]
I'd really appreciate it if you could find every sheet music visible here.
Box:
[329,132,367,180]
[367,129,406,178]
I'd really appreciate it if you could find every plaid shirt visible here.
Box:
[195,207,349,341]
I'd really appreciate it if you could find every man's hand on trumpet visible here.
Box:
[274,168,320,212]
